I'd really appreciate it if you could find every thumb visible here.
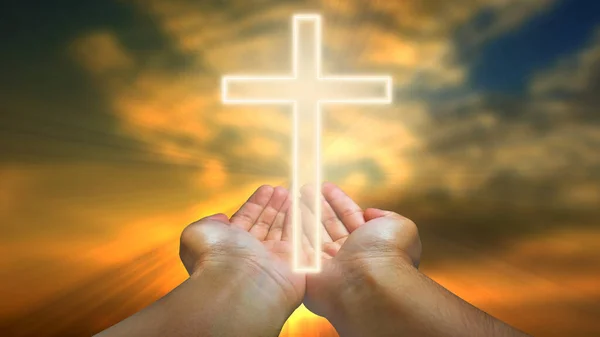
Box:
[364,208,404,222]
[204,213,230,224]
[343,209,422,268]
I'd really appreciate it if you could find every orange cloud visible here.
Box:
[70,31,133,75]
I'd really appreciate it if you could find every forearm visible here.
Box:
[96,262,297,337]
[328,259,529,337]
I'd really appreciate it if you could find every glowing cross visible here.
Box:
[221,14,392,273]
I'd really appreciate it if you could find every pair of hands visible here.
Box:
[179,182,422,319]
[100,181,528,337]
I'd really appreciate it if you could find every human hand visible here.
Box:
[300,183,421,318]
[105,183,525,337]
[179,185,305,309]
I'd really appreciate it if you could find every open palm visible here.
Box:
[229,185,306,300]
[299,182,421,317]
[297,182,366,261]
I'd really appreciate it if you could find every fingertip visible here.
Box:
[257,184,275,195]
[272,185,289,200]
[364,208,408,223]
[322,241,340,257]
[300,183,315,196]
[275,185,289,192]
[322,181,336,189]
[322,182,349,203]
[364,208,388,221]
[206,213,230,223]
[321,181,338,194]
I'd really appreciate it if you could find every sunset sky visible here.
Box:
[1,0,600,336]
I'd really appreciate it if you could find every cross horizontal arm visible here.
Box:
[318,76,392,104]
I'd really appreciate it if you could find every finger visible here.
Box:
[350,210,421,267]
[300,184,335,242]
[364,208,407,222]
[279,202,312,267]
[300,201,315,247]
[230,185,274,231]
[301,184,343,242]
[249,186,287,240]
[322,241,340,259]
[302,232,316,266]
[266,192,291,241]
[202,213,230,224]
[322,182,364,233]
[281,201,294,242]
[300,201,325,250]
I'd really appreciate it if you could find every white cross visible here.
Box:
[221,14,392,273]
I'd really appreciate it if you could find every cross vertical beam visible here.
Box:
[221,14,392,273]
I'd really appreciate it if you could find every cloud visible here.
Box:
[65,0,598,247]
[457,0,557,47]
[70,31,134,76]
[407,23,600,198]
[530,27,600,123]
[0,159,285,319]
[0,166,32,221]
[64,0,599,315]
[426,228,600,336]
[70,0,506,193]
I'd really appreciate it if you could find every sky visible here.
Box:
[1,0,599,336]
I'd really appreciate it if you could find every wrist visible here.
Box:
[105,259,298,337]
[325,258,417,336]
[193,255,301,314]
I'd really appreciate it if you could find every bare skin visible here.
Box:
[97,183,530,337]
[96,185,303,337]
[301,182,530,337]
